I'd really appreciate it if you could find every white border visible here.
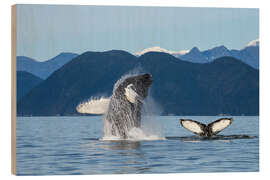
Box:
[1,0,269,179]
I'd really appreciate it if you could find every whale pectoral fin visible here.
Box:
[208,118,233,135]
[180,119,206,136]
[125,84,142,104]
[76,97,110,114]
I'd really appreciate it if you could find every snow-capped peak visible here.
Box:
[246,39,259,47]
[135,46,190,56]
[135,46,171,56]
[177,49,191,55]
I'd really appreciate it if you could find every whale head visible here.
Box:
[116,73,152,104]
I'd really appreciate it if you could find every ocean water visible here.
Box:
[16,116,259,175]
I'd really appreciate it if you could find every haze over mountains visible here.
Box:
[17,39,259,83]
[17,52,78,79]
[17,50,259,116]
[136,39,259,69]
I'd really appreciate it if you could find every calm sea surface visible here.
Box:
[16,116,259,175]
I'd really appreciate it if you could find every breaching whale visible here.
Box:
[104,73,152,138]
[180,118,233,137]
[76,73,152,139]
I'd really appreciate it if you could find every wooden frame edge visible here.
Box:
[11,4,17,175]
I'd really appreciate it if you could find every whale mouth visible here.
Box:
[142,73,152,86]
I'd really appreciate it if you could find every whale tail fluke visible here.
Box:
[180,118,233,137]
[180,119,207,136]
[208,118,233,136]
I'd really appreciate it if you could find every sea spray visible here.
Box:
[140,95,165,139]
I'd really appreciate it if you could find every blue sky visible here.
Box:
[16,5,259,61]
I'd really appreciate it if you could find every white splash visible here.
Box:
[102,127,165,141]
[76,96,110,114]
[102,95,165,141]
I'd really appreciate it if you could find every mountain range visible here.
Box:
[17,50,259,116]
[136,39,259,69]
[17,71,43,101]
[17,52,78,79]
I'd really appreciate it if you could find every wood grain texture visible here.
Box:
[11,4,17,175]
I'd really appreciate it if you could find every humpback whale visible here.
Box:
[180,118,233,137]
[76,73,152,139]
[104,73,152,139]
